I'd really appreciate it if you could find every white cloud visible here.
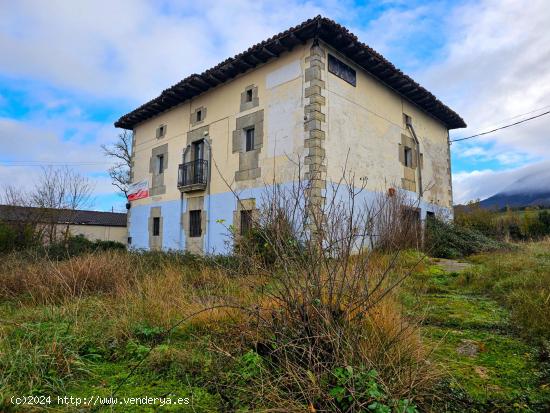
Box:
[452,161,550,204]
[418,0,550,159]
[0,0,340,102]
[2,0,548,209]
[0,117,116,200]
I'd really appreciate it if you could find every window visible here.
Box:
[245,127,255,152]
[404,147,413,168]
[156,125,166,138]
[328,54,356,86]
[404,114,412,127]
[189,210,202,237]
[152,217,160,236]
[196,109,202,122]
[240,210,252,236]
[157,154,164,174]
[246,89,253,102]
[128,236,132,245]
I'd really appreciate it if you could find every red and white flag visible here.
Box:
[127,180,149,201]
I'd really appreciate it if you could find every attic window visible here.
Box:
[156,125,166,138]
[404,114,412,127]
[246,89,253,102]
[328,54,356,86]
[196,109,202,122]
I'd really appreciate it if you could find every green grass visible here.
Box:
[1,242,550,412]
[402,242,550,411]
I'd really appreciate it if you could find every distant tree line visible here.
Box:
[454,201,550,241]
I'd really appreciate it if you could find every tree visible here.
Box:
[102,130,132,199]
[32,166,94,242]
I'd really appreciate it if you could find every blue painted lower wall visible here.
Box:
[128,183,452,254]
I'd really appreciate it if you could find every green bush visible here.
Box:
[425,217,505,258]
[45,235,126,259]
[0,221,38,252]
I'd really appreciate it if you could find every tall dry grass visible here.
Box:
[0,250,139,304]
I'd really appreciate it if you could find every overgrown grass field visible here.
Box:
[1,240,549,411]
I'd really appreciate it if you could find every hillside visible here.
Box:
[479,162,550,208]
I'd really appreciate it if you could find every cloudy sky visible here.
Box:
[1,0,548,210]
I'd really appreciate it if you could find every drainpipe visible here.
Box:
[405,118,423,198]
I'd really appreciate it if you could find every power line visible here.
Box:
[450,110,550,143]
[491,104,550,125]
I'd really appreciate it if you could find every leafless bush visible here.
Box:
[227,166,435,411]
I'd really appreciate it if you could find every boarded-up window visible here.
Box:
[328,54,356,86]
[240,210,253,235]
[152,217,160,236]
[189,210,202,237]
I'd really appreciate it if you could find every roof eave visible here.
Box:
[115,16,466,130]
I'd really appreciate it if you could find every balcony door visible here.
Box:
[193,140,204,161]
[192,140,205,184]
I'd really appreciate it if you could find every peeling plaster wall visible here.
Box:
[323,43,453,209]
[128,45,309,252]
[127,39,454,253]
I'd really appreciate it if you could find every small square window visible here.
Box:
[156,125,166,138]
[152,217,160,236]
[240,210,253,236]
[404,147,413,168]
[157,154,164,174]
[189,210,202,237]
[245,128,255,152]
[196,109,202,122]
[246,89,253,102]
[404,114,412,127]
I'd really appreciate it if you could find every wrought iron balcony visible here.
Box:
[178,159,208,192]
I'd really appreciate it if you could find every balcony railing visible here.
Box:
[178,159,208,192]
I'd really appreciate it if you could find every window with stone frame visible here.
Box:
[156,125,166,139]
[189,210,202,237]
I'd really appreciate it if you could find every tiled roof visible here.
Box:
[115,16,466,130]
[0,205,127,227]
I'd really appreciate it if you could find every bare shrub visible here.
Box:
[227,170,435,411]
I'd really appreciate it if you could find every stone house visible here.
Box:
[115,16,465,253]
